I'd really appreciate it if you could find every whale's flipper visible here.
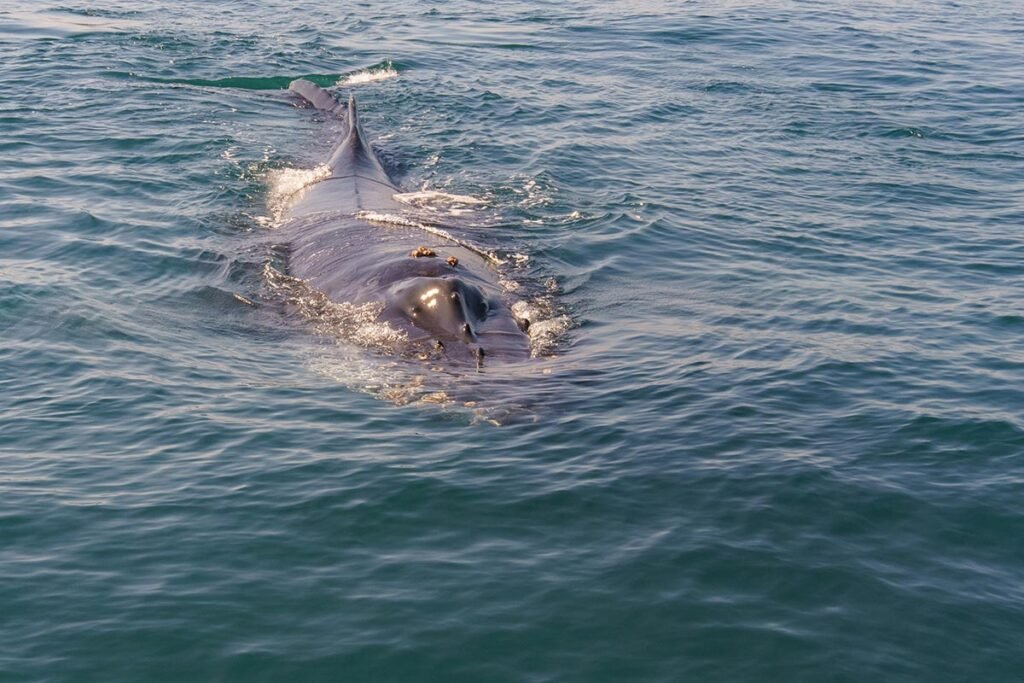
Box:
[289,79,347,118]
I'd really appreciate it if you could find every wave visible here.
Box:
[338,60,399,87]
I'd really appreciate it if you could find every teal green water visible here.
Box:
[2,1,1024,681]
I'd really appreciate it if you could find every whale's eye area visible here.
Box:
[409,305,421,317]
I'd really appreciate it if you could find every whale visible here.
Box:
[279,79,531,365]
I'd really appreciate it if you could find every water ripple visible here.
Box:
[2,1,1024,680]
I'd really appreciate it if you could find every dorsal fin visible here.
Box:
[289,79,393,184]
[340,94,366,151]
[288,79,346,118]
[346,94,359,135]
[327,93,390,181]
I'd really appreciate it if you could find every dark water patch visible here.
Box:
[110,72,343,90]
[883,126,929,138]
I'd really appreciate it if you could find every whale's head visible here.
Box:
[386,276,490,347]
[372,256,531,364]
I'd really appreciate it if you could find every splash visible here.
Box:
[339,61,399,87]
[394,190,486,206]
[513,175,553,209]
[393,190,486,217]
[525,315,572,357]
[263,263,408,353]
[264,164,331,223]
[309,352,429,406]
[511,300,571,358]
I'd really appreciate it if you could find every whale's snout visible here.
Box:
[387,276,490,346]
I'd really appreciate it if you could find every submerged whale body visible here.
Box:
[280,79,530,363]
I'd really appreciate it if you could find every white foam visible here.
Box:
[355,211,426,228]
[511,300,538,323]
[513,176,552,208]
[308,352,427,406]
[264,164,331,224]
[499,278,521,293]
[339,62,399,87]
[393,190,487,218]
[263,263,408,352]
[355,211,505,265]
[349,320,409,348]
[526,315,572,357]
[511,300,571,358]
[394,190,486,207]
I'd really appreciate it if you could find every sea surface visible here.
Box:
[2,1,1023,680]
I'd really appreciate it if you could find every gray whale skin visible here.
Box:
[280,79,530,364]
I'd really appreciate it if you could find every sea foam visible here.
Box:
[339,61,399,86]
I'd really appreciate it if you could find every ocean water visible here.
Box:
[2,0,1023,680]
